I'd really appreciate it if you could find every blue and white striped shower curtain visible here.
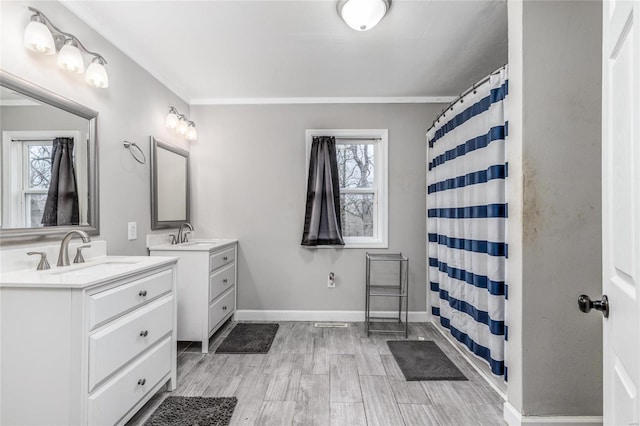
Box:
[427,67,508,377]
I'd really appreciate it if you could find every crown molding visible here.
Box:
[189,96,456,106]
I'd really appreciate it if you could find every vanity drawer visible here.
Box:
[88,269,173,330]
[88,336,171,426]
[209,247,235,272]
[209,263,235,302]
[208,288,235,332]
[89,296,173,391]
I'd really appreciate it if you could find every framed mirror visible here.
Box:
[150,137,190,229]
[0,71,99,243]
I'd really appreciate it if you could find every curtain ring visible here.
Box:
[123,141,146,164]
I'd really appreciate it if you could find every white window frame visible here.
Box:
[305,129,388,249]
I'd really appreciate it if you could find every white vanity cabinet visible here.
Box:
[0,256,178,426]
[149,240,237,353]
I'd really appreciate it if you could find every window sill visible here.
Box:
[302,240,388,249]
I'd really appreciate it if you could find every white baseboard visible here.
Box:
[234,309,428,322]
[504,402,603,426]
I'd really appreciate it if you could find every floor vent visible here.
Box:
[314,322,349,328]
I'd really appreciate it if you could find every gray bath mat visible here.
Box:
[387,340,467,381]
[144,396,237,426]
[216,323,279,354]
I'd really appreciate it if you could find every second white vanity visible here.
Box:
[0,243,178,426]
[149,239,238,353]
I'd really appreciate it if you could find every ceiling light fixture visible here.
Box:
[337,0,391,31]
[165,107,197,141]
[23,6,108,88]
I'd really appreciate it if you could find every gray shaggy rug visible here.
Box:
[215,323,279,354]
[387,340,467,381]
[144,396,237,426]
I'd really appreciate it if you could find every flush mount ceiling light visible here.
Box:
[23,6,108,88]
[337,0,391,31]
[165,107,198,141]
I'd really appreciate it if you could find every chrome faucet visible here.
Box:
[176,222,194,244]
[57,230,92,267]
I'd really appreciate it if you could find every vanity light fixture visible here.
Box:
[57,41,84,73]
[23,6,109,88]
[186,122,198,141]
[165,107,198,141]
[337,0,391,31]
[176,117,189,136]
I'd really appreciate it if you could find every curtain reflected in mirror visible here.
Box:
[41,137,80,226]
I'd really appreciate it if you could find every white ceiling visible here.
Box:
[61,0,508,104]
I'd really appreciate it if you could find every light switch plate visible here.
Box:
[127,222,137,240]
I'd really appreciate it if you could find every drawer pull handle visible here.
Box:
[139,290,148,297]
[223,278,228,284]
[138,378,146,386]
[140,330,149,337]
[223,256,228,261]
[222,305,227,311]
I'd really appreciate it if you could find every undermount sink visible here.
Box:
[148,238,236,252]
[49,261,140,277]
[179,239,225,247]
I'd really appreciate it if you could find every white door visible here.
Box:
[601,0,640,423]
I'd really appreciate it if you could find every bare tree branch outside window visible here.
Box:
[26,144,52,226]
[337,144,375,237]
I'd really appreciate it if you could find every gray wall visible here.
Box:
[191,104,444,313]
[1,105,89,133]
[0,1,189,253]
[507,0,603,417]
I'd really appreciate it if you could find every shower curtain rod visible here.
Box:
[430,64,507,129]
[12,139,56,143]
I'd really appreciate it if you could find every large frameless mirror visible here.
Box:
[150,137,190,229]
[0,71,99,243]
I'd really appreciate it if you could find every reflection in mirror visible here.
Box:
[0,71,98,242]
[151,137,189,229]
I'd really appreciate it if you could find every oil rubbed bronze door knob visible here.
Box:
[578,294,609,318]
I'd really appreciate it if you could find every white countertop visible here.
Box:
[148,239,237,252]
[0,255,177,289]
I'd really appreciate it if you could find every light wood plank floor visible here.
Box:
[127,322,505,426]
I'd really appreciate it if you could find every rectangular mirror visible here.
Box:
[151,137,190,229]
[0,71,99,243]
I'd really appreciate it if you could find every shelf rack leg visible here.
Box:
[405,258,409,338]
[365,253,370,337]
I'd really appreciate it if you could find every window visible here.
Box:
[306,129,388,248]
[22,141,53,227]
[2,130,81,228]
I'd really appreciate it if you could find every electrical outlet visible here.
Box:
[328,272,335,288]
[127,222,137,240]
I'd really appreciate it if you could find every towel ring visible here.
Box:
[123,141,146,164]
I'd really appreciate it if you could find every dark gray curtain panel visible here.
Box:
[301,136,345,246]
[42,137,79,226]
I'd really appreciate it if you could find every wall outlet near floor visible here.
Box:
[127,222,137,240]
[328,272,335,288]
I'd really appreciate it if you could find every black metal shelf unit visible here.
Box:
[365,253,409,337]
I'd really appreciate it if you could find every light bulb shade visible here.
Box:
[57,43,84,73]
[85,60,109,88]
[176,118,189,135]
[165,111,179,129]
[338,0,390,31]
[23,20,56,55]
[186,125,198,141]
